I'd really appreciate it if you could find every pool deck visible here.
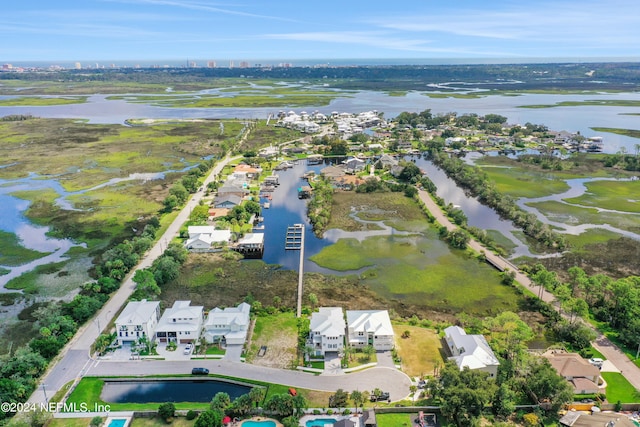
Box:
[105,415,133,427]
[299,414,360,427]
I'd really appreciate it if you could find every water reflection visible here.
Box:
[100,379,251,404]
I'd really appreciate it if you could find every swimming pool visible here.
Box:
[107,419,128,427]
[305,418,338,427]
[242,420,276,427]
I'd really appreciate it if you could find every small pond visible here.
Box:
[99,378,251,404]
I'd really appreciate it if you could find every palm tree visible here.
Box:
[351,390,365,413]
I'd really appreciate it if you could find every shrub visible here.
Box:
[186,410,198,420]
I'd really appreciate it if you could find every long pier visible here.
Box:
[285,224,305,317]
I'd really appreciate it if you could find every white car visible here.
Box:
[184,344,193,355]
[589,358,603,367]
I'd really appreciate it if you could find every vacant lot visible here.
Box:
[246,312,299,369]
[393,324,445,378]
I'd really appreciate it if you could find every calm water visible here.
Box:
[100,379,251,404]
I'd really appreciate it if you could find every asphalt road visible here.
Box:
[85,359,412,401]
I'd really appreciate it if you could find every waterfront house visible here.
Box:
[346,310,394,351]
[214,194,242,209]
[217,181,249,198]
[185,227,232,250]
[308,307,346,357]
[203,302,251,345]
[444,326,500,377]
[155,300,204,344]
[233,164,261,180]
[115,300,160,346]
[542,351,602,394]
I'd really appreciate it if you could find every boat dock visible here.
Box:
[284,224,306,317]
[285,224,304,250]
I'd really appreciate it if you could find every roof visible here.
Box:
[559,412,636,427]
[205,302,251,328]
[321,165,346,178]
[310,307,346,337]
[346,310,394,336]
[156,300,203,332]
[445,325,500,370]
[543,352,601,378]
[237,233,264,245]
[116,300,159,325]
[188,225,216,236]
[215,194,242,206]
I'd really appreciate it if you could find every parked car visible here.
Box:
[417,379,427,389]
[589,358,604,368]
[184,344,192,355]
[191,367,209,375]
[370,392,390,402]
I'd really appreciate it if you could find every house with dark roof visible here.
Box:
[543,351,603,394]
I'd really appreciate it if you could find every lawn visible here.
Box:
[130,416,196,427]
[601,372,640,403]
[47,418,99,427]
[375,413,416,427]
[393,324,445,378]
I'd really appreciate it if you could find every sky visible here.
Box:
[2,0,640,65]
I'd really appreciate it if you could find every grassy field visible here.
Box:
[245,312,299,367]
[518,99,640,109]
[47,418,98,427]
[591,127,640,139]
[393,324,445,378]
[130,417,196,427]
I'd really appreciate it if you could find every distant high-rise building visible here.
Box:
[189,61,197,68]
[74,62,82,69]
[229,60,234,68]
[207,61,217,68]
[239,61,249,68]
[2,64,12,70]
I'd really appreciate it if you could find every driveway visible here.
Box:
[320,353,343,376]
[376,351,395,368]
[223,344,243,362]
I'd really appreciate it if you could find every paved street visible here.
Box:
[85,358,412,401]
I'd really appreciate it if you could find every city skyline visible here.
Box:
[2,0,640,63]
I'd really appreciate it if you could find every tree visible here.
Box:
[90,416,103,427]
[493,383,516,418]
[329,389,349,408]
[169,183,189,204]
[152,255,181,285]
[195,409,223,427]
[308,293,318,309]
[524,358,573,412]
[210,391,231,411]
[351,390,365,413]
[248,386,266,407]
[362,345,375,362]
[158,402,176,422]
[132,269,160,298]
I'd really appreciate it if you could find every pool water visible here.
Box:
[242,421,276,427]
[306,418,338,427]
[107,419,127,427]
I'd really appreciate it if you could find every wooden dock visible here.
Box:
[285,224,304,250]
[285,224,305,317]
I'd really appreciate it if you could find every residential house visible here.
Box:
[321,165,346,181]
[542,351,602,394]
[444,325,500,378]
[115,300,160,346]
[344,157,365,172]
[346,310,394,351]
[155,300,204,344]
[203,302,251,345]
[217,181,249,198]
[308,307,346,357]
[214,194,242,209]
[376,154,398,170]
[362,409,377,427]
[185,226,232,250]
[559,411,635,427]
[233,164,261,180]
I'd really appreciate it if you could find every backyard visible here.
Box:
[392,324,445,378]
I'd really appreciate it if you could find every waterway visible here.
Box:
[2,88,640,284]
[100,378,251,404]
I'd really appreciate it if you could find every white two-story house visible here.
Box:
[346,310,394,351]
[308,307,346,357]
[155,300,204,344]
[444,325,500,378]
[203,302,251,346]
[115,299,160,346]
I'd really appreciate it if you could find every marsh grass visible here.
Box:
[564,180,640,212]
[526,200,640,233]
[0,96,88,106]
[0,230,50,266]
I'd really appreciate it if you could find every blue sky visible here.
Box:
[2,0,640,64]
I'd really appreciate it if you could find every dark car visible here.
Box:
[370,392,390,402]
[191,367,209,375]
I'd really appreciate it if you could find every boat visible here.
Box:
[263,202,270,209]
